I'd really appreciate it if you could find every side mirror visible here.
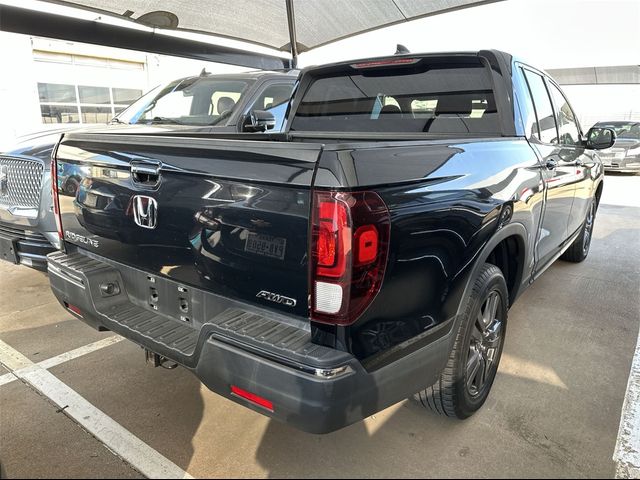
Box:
[586,127,616,150]
[243,110,276,133]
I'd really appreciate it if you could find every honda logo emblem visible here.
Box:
[132,195,158,229]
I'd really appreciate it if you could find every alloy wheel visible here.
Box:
[583,200,596,254]
[466,290,504,397]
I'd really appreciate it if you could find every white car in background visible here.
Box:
[593,121,640,173]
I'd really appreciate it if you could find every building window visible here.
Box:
[79,86,111,104]
[38,83,77,104]
[113,88,142,105]
[40,105,79,124]
[38,82,142,124]
[80,107,113,124]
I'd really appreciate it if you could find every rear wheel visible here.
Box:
[561,196,597,263]
[416,263,508,418]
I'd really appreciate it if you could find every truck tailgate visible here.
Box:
[55,133,322,319]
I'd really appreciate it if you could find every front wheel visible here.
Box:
[561,196,597,263]
[416,263,508,418]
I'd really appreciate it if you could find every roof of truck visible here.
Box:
[300,50,515,76]
[165,69,299,86]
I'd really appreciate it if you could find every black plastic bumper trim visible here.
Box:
[48,249,454,433]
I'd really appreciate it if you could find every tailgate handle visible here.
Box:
[131,160,162,187]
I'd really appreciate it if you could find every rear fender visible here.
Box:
[453,221,529,319]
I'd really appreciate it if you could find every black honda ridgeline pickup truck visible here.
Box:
[47,50,614,433]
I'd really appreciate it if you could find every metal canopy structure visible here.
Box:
[1,0,502,68]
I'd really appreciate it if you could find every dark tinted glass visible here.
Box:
[547,82,580,146]
[291,61,499,134]
[523,70,557,144]
[113,88,143,105]
[38,83,77,103]
[40,105,79,123]
[79,86,110,104]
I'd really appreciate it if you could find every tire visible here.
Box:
[561,196,597,263]
[416,263,508,419]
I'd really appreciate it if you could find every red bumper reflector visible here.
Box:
[231,385,274,412]
[64,302,83,317]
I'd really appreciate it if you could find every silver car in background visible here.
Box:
[0,70,297,270]
[593,121,640,173]
[0,129,67,270]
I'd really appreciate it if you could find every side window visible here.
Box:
[523,69,558,144]
[245,83,294,132]
[547,82,581,146]
[517,68,540,139]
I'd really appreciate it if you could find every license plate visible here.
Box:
[0,235,18,264]
[84,193,98,208]
[245,233,286,260]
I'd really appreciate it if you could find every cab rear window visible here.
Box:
[291,59,499,135]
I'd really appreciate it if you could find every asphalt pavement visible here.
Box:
[1,172,639,478]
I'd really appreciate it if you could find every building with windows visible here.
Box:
[0,32,247,148]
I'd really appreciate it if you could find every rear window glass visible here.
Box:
[291,60,499,134]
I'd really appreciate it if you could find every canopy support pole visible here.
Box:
[285,0,299,69]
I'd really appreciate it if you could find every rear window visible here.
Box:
[291,59,499,134]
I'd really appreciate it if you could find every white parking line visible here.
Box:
[39,335,124,369]
[0,336,124,387]
[614,325,640,478]
[0,339,193,479]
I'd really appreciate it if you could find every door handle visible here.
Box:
[545,159,558,170]
[130,159,162,187]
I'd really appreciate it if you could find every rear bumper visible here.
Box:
[47,249,452,433]
[0,222,55,270]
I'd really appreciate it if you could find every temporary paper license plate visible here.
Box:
[245,233,286,260]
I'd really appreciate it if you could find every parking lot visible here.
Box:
[1,173,639,479]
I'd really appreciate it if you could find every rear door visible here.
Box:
[521,67,577,270]
[545,79,595,236]
[56,132,321,318]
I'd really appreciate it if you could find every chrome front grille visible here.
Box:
[0,156,44,210]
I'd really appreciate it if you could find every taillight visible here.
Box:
[50,157,64,243]
[311,190,390,325]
